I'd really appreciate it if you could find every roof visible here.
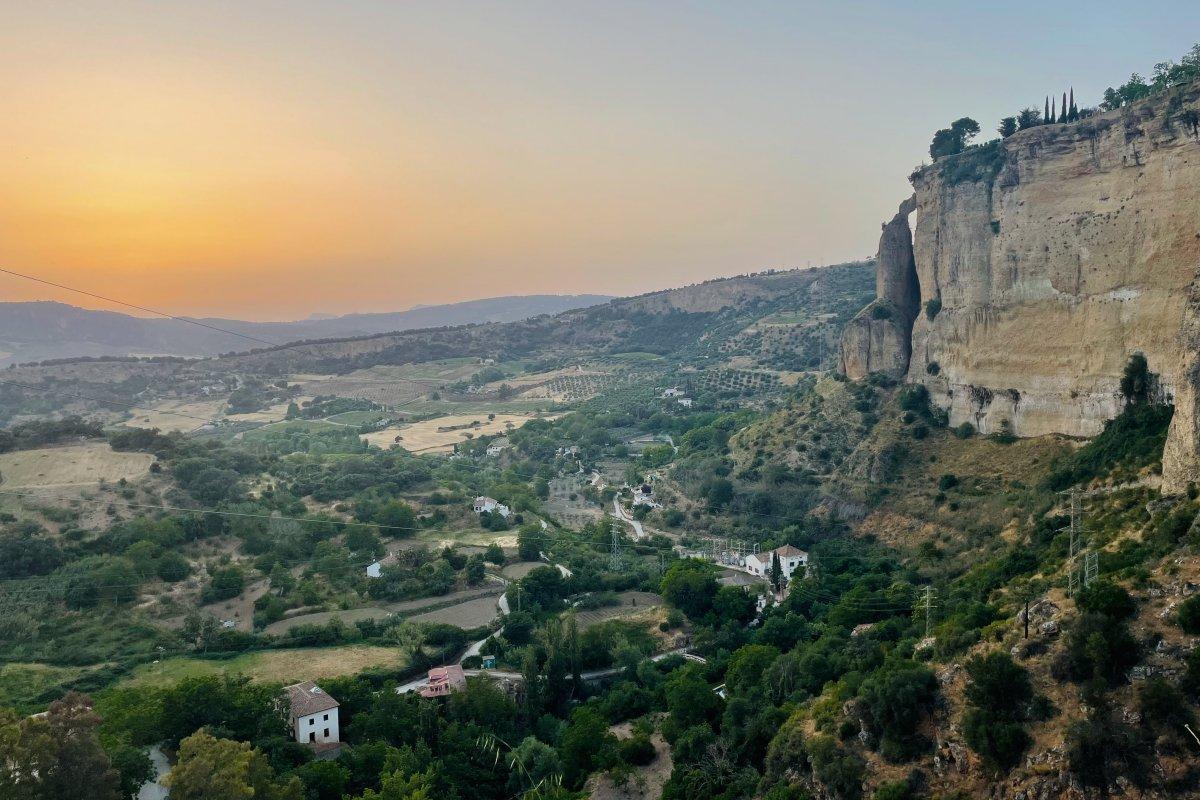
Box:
[428,665,466,684]
[284,682,339,717]
[772,545,806,558]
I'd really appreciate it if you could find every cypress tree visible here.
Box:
[1060,92,1068,122]
[1044,97,1051,124]
[1051,96,1056,124]
[1069,87,1078,122]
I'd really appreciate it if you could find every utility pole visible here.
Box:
[1084,547,1098,588]
[921,586,937,637]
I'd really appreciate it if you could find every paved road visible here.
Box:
[612,498,645,539]
[136,745,170,800]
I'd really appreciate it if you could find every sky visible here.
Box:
[2,2,1198,321]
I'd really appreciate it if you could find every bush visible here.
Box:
[1177,595,1200,634]
[961,651,1034,772]
[618,735,656,766]
[871,304,893,320]
[924,298,942,320]
[937,474,959,492]
[1076,581,1136,622]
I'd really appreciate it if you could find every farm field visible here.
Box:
[0,443,154,488]
[408,595,500,628]
[116,645,408,689]
[225,400,308,425]
[262,585,504,635]
[363,412,556,453]
[574,591,664,630]
[121,398,225,432]
[500,561,542,580]
[413,527,518,549]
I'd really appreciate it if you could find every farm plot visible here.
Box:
[574,591,664,630]
[121,399,225,433]
[409,595,500,628]
[500,562,543,580]
[0,443,154,488]
[117,645,408,689]
[363,412,555,453]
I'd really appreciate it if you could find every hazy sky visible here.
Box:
[3,2,1197,320]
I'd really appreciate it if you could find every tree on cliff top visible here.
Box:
[998,117,1017,138]
[928,117,980,160]
[1016,108,1042,130]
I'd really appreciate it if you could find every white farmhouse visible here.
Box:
[474,496,511,518]
[284,681,340,745]
[745,545,808,581]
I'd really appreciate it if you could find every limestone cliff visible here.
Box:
[843,78,1200,489]
[840,197,919,379]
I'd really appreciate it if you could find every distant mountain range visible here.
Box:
[0,295,613,365]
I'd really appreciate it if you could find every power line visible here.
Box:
[0,266,280,349]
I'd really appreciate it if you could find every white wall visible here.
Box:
[293,708,339,744]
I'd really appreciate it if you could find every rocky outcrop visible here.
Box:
[840,197,919,379]
[907,83,1200,445]
[841,78,1200,488]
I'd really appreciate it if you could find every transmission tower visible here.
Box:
[1084,547,1099,588]
[921,586,938,637]
[1067,488,1083,597]
[608,518,623,571]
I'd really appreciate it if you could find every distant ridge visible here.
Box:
[0,294,613,365]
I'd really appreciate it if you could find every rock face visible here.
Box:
[844,78,1200,489]
[840,197,919,379]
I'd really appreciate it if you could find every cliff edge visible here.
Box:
[842,78,1200,490]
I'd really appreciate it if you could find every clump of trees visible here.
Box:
[1102,44,1200,110]
[929,117,981,159]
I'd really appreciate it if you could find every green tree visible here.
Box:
[929,117,980,159]
[517,524,543,562]
[660,559,718,620]
[997,116,1018,138]
[0,692,122,800]
[1119,353,1151,405]
[165,730,301,800]
[1017,107,1042,130]
[484,542,506,565]
[961,651,1033,772]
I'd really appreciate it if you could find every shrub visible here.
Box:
[618,735,656,766]
[937,474,959,492]
[924,298,942,320]
[954,422,975,439]
[871,304,893,320]
[1177,595,1200,634]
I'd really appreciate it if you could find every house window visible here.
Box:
[323,728,330,738]
[323,713,328,721]
[309,718,315,726]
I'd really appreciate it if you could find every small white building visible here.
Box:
[474,496,511,518]
[745,545,808,581]
[677,397,693,408]
[284,682,340,745]
[662,387,685,398]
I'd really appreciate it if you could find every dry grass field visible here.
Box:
[363,412,554,453]
[0,443,154,488]
[122,399,225,433]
